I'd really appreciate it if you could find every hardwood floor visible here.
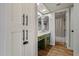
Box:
[38,42,73,56]
[38,45,52,56]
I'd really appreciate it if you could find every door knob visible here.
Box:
[71,30,74,32]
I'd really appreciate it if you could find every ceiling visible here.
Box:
[37,3,49,15]
[37,3,73,15]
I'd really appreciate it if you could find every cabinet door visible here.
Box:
[11,4,37,56]
[22,4,37,56]
[11,32,23,56]
[11,4,24,56]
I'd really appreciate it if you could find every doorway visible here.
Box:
[55,11,66,47]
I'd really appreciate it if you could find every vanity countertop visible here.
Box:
[38,31,50,37]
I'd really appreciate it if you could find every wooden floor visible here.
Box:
[38,42,73,56]
[38,45,52,56]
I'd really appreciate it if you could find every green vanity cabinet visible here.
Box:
[38,33,50,50]
[46,34,50,45]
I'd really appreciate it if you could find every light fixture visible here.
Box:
[37,3,40,6]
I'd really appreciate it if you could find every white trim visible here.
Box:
[74,51,79,56]
[65,8,70,49]
[55,8,70,49]
[55,36,65,43]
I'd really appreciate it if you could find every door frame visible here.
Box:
[55,11,66,44]
[54,8,71,49]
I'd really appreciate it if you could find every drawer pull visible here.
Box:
[22,14,25,25]
[26,15,28,26]
[23,41,28,45]
[23,30,25,41]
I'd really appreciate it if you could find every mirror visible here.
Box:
[38,16,49,32]
[43,16,49,31]
[38,17,42,31]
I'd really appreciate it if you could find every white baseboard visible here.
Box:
[50,42,55,46]
[56,36,65,43]
[74,51,79,56]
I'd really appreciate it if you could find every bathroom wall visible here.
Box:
[48,13,55,46]
[70,3,79,55]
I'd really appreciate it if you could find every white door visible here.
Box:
[72,4,79,55]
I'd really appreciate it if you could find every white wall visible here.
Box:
[0,4,12,55]
[49,13,55,46]
[71,4,79,56]
[65,8,70,49]
[70,6,74,50]
[0,4,7,55]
